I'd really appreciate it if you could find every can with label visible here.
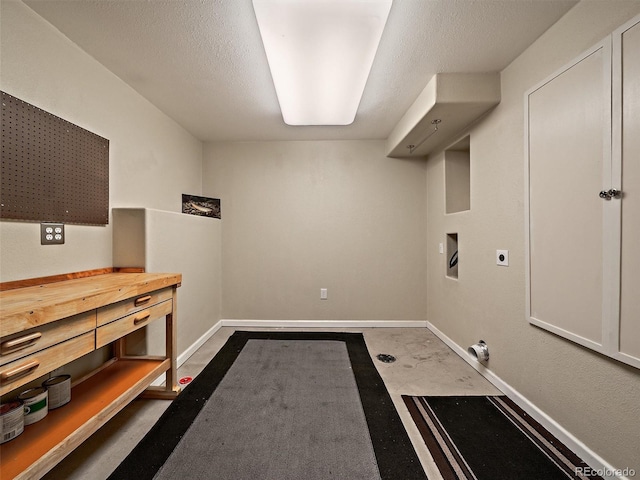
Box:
[0,401,24,443]
[18,387,48,425]
[43,374,71,409]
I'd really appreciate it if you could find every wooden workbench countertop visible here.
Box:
[0,272,182,336]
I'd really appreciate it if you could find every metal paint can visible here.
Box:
[18,387,48,425]
[43,375,71,409]
[0,401,24,443]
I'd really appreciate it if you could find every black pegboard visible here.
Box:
[1,91,109,225]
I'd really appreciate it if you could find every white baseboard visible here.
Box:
[221,319,428,328]
[176,320,224,367]
[153,319,425,385]
[155,318,627,479]
[151,320,223,386]
[426,321,628,480]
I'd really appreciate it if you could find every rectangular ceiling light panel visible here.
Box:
[253,0,393,126]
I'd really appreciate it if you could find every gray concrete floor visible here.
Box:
[42,327,501,480]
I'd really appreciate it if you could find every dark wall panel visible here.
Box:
[1,92,109,225]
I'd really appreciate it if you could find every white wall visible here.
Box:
[4,0,640,473]
[426,2,640,473]
[203,140,427,321]
[112,208,222,355]
[0,1,203,282]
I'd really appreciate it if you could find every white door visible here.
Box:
[616,17,640,363]
[526,41,611,349]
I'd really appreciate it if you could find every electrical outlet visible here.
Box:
[41,223,65,245]
[496,249,509,266]
[320,288,328,300]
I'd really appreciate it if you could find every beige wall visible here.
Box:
[3,0,640,472]
[112,208,222,356]
[426,2,640,472]
[0,2,203,282]
[203,140,427,321]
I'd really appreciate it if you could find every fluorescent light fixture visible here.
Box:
[252,0,393,126]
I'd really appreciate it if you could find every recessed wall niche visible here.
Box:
[445,136,470,214]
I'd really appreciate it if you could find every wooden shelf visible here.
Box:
[0,358,169,480]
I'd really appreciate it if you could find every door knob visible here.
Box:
[600,189,622,200]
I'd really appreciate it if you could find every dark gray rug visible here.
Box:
[109,331,427,480]
[157,339,380,479]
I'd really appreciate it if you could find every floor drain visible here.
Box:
[376,353,396,363]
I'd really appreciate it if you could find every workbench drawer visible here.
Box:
[96,299,172,348]
[96,287,172,327]
[0,311,95,367]
[0,332,95,396]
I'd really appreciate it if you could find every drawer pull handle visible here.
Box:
[1,332,42,355]
[1,359,40,383]
[133,311,151,325]
[134,295,152,306]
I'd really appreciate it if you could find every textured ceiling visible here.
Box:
[23,0,578,142]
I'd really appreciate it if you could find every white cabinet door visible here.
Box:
[526,40,611,350]
[526,13,640,370]
[616,16,640,364]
